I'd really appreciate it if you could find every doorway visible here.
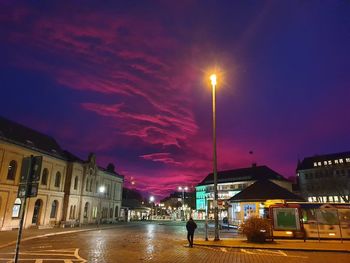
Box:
[32,199,42,225]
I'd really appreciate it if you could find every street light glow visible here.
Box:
[149,196,155,202]
[210,74,217,86]
[98,185,105,193]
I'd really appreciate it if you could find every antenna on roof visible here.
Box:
[249,150,257,167]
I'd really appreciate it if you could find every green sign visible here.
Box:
[273,208,300,231]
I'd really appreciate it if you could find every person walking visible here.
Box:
[186,217,197,247]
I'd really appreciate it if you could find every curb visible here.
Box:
[0,225,120,250]
[193,242,350,253]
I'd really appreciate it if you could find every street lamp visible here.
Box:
[149,196,155,220]
[210,73,220,241]
[98,185,106,227]
[178,186,188,221]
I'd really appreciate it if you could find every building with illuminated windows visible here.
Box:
[297,151,350,203]
[194,165,292,220]
[0,116,123,230]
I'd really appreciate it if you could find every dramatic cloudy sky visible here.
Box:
[1,0,350,199]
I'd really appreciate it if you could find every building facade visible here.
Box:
[195,165,292,220]
[0,116,123,230]
[297,151,350,203]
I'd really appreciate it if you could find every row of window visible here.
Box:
[12,198,59,219]
[303,169,350,179]
[82,202,119,219]
[307,195,349,203]
[5,160,63,188]
[313,158,350,167]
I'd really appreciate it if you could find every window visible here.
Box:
[110,208,113,218]
[115,206,119,218]
[86,178,89,191]
[12,198,21,218]
[7,160,17,180]
[89,179,93,192]
[50,200,58,218]
[54,172,61,187]
[69,205,73,219]
[74,176,78,190]
[84,202,89,218]
[41,168,48,185]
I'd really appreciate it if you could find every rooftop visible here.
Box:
[197,165,287,186]
[297,151,350,170]
[229,179,305,202]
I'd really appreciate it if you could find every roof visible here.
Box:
[297,151,350,170]
[197,165,287,186]
[63,150,84,162]
[0,116,66,159]
[229,180,305,202]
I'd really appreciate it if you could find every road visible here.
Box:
[0,221,349,262]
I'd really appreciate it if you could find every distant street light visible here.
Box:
[210,73,220,241]
[178,186,188,221]
[98,185,106,227]
[149,196,155,220]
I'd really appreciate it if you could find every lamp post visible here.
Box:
[149,196,155,220]
[98,185,105,227]
[210,74,220,241]
[178,186,188,221]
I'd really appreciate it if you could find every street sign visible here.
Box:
[27,183,39,197]
[30,156,43,182]
[17,156,43,198]
[19,157,31,183]
[17,184,27,198]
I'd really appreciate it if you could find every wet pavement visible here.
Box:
[0,221,349,262]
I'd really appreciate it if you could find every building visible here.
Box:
[228,179,304,225]
[0,116,123,230]
[195,165,292,220]
[297,151,350,203]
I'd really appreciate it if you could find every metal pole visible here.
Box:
[212,81,219,241]
[14,197,27,263]
[182,189,185,220]
[336,209,343,243]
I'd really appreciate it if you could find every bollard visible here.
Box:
[205,219,208,241]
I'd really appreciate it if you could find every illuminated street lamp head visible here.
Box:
[210,74,217,87]
[149,196,155,202]
[178,186,182,191]
[184,186,188,191]
[98,185,105,193]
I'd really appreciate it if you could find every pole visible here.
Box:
[212,81,219,241]
[182,189,185,221]
[14,197,27,263]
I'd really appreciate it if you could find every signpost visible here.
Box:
[14,155,42,263]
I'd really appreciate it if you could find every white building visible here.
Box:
[195,165,292,220]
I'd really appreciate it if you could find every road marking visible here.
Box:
[257,249,287,256]
[0,248,86,262]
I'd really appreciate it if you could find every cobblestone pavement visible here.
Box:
[0,222,349,263]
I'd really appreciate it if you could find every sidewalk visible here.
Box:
[0,224,124,249]
[194,238,350,253]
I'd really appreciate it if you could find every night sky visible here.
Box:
[1,1,350,200]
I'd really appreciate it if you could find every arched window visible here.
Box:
[7,160,17,180]
[115,206,119,218]
[74,176,78,190]
[41,168,48,185]
[50,200,58,218]
[12,198,21,218]
[54,172,61,187]
[84,202,89,218]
